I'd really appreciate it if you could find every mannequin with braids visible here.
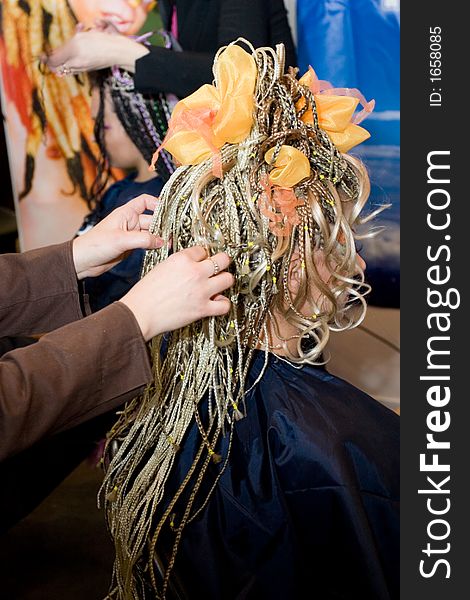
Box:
[77,68,175,312]
[101,41,399,600]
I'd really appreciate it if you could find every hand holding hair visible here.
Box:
[119,247,234,341]
[72,193,163,280]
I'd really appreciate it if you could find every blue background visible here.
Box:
[297,0,400,306]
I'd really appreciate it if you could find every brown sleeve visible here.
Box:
[0,302,152,460]
[0,240,85,337]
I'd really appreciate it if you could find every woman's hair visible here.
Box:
[90,69,175,202]
[102,41,381,599]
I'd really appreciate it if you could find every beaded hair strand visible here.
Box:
[101,40,379,600]
[90,69,175,206]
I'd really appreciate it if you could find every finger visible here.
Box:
[119,231,164,252]
[207,272,235,296]
[45,51,65,69]
[124,194,158,215]
[138,214,154,230]
[202,252,232,277]
[183,245,208,262]
[207,296,231,316]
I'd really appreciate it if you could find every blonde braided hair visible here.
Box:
[101,40,379,599]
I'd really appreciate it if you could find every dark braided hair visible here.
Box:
[90,69,175,207]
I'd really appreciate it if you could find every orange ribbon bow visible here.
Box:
[265,145,311,188]
[296,67,375,153]
[259,175,304,237]
[151,45,257,176]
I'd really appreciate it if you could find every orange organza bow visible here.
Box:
[151,45,257,176]
[297,67,375,153]
[265,145,311,188]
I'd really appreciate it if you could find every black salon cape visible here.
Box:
[157,351,399,600]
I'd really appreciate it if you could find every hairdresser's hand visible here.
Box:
[120,247,234,341]
[44,30,149,75]
[73,194,162,280]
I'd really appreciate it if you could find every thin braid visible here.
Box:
[108,69,175,182]
[90,82,111,205]
[89,70,176,208]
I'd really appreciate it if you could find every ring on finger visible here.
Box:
[57,63,72,77]
[209,257,220,276]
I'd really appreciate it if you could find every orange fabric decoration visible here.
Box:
[296,67,375,153]
[151,45,257,177]
[259,176,303,237]
[265,145,311,188]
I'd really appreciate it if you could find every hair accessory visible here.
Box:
[297,67,375,153]
[131,31,154,45]
[265,145,310,188]
[150,44,257,177]
[259,175,303,237]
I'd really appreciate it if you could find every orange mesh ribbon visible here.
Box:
[259,176,303,237]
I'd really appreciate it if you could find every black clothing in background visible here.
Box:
[134,0,297,98]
